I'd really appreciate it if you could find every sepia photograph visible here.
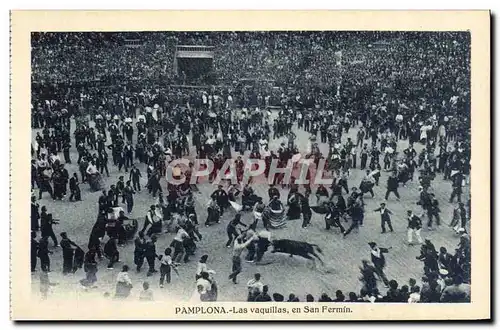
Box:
[10,10,490,321]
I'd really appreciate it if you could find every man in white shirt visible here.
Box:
[196,272,213,294]
[158,247,176,287]
[196,254,216,280]
[172,226,189,263]
[229,233,257,284]
[246,273,264,301]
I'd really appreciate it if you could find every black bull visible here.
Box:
[270,239,325,267]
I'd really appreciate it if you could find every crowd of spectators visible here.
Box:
[31,32,470,138]
[32,31,469,92]
[32,32,176,84]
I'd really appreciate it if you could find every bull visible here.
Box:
[270,239,325,268]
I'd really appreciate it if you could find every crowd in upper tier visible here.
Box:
[32,32,469,96]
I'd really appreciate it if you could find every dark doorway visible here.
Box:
[177,57,214,85]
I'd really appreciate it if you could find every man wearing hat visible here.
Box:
[407,210,423,245]
[129,165,142,191]
[211,185,228,216]
[373,203,394,233]
[368,242,391,288]
[384,171,400,201]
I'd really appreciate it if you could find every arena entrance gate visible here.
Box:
[174,45,215,85]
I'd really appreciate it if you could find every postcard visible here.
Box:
[10,10,490,320]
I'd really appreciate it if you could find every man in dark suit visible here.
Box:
[60,164,69,197]
[79,156,89,183]
[69,173,81,202]
[384,172,400,201]
[123,180,135,214]
[373,202,394,233]
[325,202,345,233]
[40,206,58,247]
[148,172,162,198]
[343,196,364,238]
[134,231,147,272]
[403,143,417,160]
[63,140,71,164]
[427,194,441,230]
[98,190,110,214]
[116,176,126,203]
[449,172,463,203]
[145,235,158,276]
[108,185,119,207]
[124,142,134,169]
[98,150,110,177]
[129,165,142,191]
[211,185,228,216]
[60,232,79,275]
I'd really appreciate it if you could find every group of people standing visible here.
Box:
[30,33,471,302]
